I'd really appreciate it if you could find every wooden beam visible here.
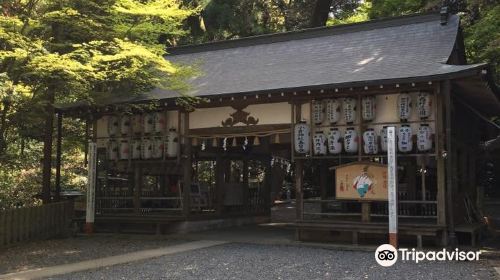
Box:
[188,124,291,137]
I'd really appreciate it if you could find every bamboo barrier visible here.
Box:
[0,201,73,247]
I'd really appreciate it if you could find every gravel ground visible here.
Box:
[47,243,496,280]
[0,234,184,274]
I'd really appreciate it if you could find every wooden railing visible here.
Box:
[0,201,73,247]
[303,198,438,221]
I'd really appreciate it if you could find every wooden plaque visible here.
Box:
[335,162,388,201]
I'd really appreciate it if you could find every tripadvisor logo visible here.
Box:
[375,244,398,267]
[375,244,482,267]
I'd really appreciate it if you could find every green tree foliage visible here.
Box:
[0,0,196,208]
[181,0,361,43]
[464,3,500,80]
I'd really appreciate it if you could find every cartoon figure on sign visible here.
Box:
[352,166,374,198]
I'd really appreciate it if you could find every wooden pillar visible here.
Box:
[215,155,224,216]
[443,80,456,245]
[262,137,272,213]
[243,159,249,212]
[133,165,141,213]
[292,102,304,221]
[84,118,90,166]
[320,159,328,212]
[41,90,55,204]
[295,160,304,221]
[361,202,371,223]
[407,160,417,200]
[435,84,446,227]
[55,112,63,201]
[182,112,192,217]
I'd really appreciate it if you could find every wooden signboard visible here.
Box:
[335,162,388,201]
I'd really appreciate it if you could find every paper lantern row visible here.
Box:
[312,98,360,125]
[311,92,432,125]
[107,129,178,160]
[294,122,433,155]
[397,92,432,121]
[107,112,168,137]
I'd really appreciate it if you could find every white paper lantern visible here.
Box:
[380,126,389,152]
[141,138,153,159]
[143,113,154,134]
[108,140,118,160]
[344,127,358,153]
[153,112,166,134]
[312,100,324,125]
[363,129,378,154]
[131,139,141,159]
[107,115,119,137]
[325,99,341,124]
[294,121,310,154]
[398,93,412,121]
[343,98,357,123]
[152,137,164,158]
[417,92,432,119]
[417,124,433,152]
[313,130,327,156]
[327,128,342,154]
[120,115,131,136]
[398,125,413,153]
[361,96,376,121]
[119,140,130,160]
[166,128,179,158]
[131,115,142,135]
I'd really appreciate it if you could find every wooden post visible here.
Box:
[243,159,249,213]
[387,126,398,247]
[435,84,447,228]
[85,143,97,234]
[133,164,141,214]
[55,112,63,201]
[293,102,304,222]
[41,90,55,204]
[443,79,456,245]
[182,112,192,217]
[295,160,304,221]
[361,202,371,223]
[215,155,224,216]
[320,159,328,212]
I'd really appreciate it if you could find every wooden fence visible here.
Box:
[0,201,74,247]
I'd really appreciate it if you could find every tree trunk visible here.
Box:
[41,89,55,204]
[310,0,332,27]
